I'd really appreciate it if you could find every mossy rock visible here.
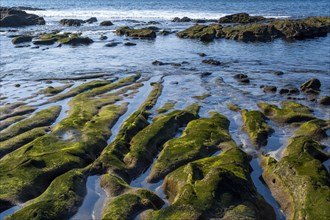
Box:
[0,103,36,121]
[38,84,73,96]
[101,188,164,220]
[258,101,316,123]
[148,112,235,183]
[116,26,156,39]
[261,136,330,220]
[241,109,274,147]
[6,169,87,220]
[293,119,328,141]
[156,101,176,114]
[227,103,241,112]
[0,115,27,130]
[0,105,61,142]
[218,13,267,24]
[176,24,223,42]
[0,127,48,158]
[11,35,33,44]
[92,83,163,177]
[123,104,200,179]
[144,147,275,220]
[35,33,93,45]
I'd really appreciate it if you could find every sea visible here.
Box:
[0,1,329,220]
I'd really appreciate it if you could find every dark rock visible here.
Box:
[152,60,165,66]
[62,37,93,45]
[99,35,108,40]
[159,30,172,36]
[273,71,284,75]
[279,88,290,95]
[201,72,212,77]
[124,42,136,46]
[172,17,192,22]
[239,78,250,83]
[202,59,221,66]
[33,38,57,45]
[105,42,120,47]
[148,21,160,25]
[85,17,97,24]
[219,13,267,24]
[198,52,206,57]
[300,78,321,93]
[0,7,46,27]
[319,96,330,105]
[15,44,30,48]
[59,19,85,26]
[15,84,21,87]
[234,74,250,83]
[263,86,277,93]
[11,35,32,44]
[100,20,113,26]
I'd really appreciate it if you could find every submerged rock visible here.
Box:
[218,13,267,24]
[0,7,45,27]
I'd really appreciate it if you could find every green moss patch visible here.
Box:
[0,115,27,130]
[177,24,223,42]
[0,103,36,121]
[156,101,176,114]
[37,84,73,96]
[148,112,235,183]
[293,119,328,141]
[258,101,315,123]
[241,109,274,147]
[0,106,61,142]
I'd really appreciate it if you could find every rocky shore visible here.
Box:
[0,7,329,220]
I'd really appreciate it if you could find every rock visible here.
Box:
[116,26,156,39]
[105,42,120,47]
[62,37,93,45]
[200,72,212,77]
[177,24,223,42]
[33,38,57,45]
[159,30,172,35]
[85,17,97,23]
[300,78,321,94]
[11,35,32,44]
[99,35,107,40]
[198,52,206,57]
[202,59,221,66]
[319,96,330,105]
[263,86,277,93]
[33,33,93,46]
[241,109,274,147]
[152,60,165,66]
[227,103,241,112]
[59,19,85,26]
[14,84,21,87]
[234,74,250,83]
[148,21,160,25]
[218,13,267,24]
[258,101,316,123]
[279,88,290,95]
[0,7,45,27]
[273,71,284,75]
[172,16,192,22]
[100,20,113,26]
[124,42,137,46]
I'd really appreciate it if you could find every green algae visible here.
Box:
[258,101,316,123]
[36,33,93,45]
[261,136,330,220]
[6,168,88,220]
[0,115,27,130]
[241,109,274,147]
[0,106,61,142]
[0,127,48,158]
[144,146,275,220]
[38,84,73,96]
[147,112,235,183]
[293,119,328,141]
[176,24,223,42]
[155,101,176,114]
[192,93,210,100]
[227,103,241,112]
[115,27,156,39]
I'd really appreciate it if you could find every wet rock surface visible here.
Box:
[0,7,45,27]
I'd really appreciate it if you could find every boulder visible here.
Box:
[218,13,267,24]
[202,59,221,66]
[100,20,113,26]
[234,73,250,83]
[0,7,45,27]
[176,24,223,42]
[319,96,330,105]
[105,42,120,47]
[59,19,85,26]
[116,26,156,39]
[263,85,277,93]
[85,17,97,23]
[11,35,32,44]
[300,78,321,94]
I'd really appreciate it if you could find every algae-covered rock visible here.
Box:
[11,35,32,44]
[0,105,61,142]
[59,19,85,26]
[293,119,328,141]
[227,103,241,112]
[155,101,176,114]
[116,26,156,39]
[38,84,73,96]
[258,101,315,123]
[144,147,275,220]
[241,109,274,147]
[218,13,267,24]
[148,112,235,183]
[261,136,330,220]
[123,104,200,179]
[300,78,321,94]
[176,24,223,42]
[6,169,87,220]
[319,96,330,105]
[0,127,48,158]
[0,115,27,130]
[0,102,36,121]
[34,33,93,46]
